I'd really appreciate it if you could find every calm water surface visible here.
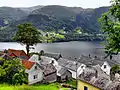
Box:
[0,41,104,58]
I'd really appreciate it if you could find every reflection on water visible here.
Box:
[0,41,104,59]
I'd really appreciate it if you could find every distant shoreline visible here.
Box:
[0,39,104,43]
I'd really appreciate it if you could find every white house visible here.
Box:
[79,54,120,76]
[101,61,111,75]
[40,56,62,76]
[57,58,86,79]
[22,60,43,85]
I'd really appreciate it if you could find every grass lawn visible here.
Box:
[66,79,77,88]
[0,83,60,90]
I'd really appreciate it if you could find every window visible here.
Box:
[33,75,38,79]
[51,60,54,64]
[84,86,88,90]
[104,65,107,69]
[81,66,84,68]
[35,66,37,70]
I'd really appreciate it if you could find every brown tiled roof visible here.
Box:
[8,49,29,59]
[22,60,35,70]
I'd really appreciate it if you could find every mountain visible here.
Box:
[20,5,44,14]
[0,5,110,41]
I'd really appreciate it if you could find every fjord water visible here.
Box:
[0,41,104,58]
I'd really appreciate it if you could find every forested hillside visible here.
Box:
[0,5,109,41]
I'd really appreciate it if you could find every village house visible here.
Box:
[77,64,120,90]
[57,58,86,79]
[40,56,73,81]
[22,60,43,85]
[41,63,57,83]
[57,67,72,82]
[40,55,86,79]
[79,54,120,75]
[7,49,29,60]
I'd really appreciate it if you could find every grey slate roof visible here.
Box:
[43,52,62,60]
[106,80,120,90]
[40,56,53,65]
[58,67,68,75]
[41,63,56,76]
[57,58,82,71]
[78,54,120,67]
[78,65,112,90]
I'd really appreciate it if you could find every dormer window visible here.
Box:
[104,65,107,69]
[51,60,54,64]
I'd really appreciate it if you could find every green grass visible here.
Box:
[66,79,77,88]
[0,83,60,90]
[61,88,70,90]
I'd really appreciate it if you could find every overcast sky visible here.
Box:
[0,0,111,8]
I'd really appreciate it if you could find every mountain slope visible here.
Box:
[0,5,110,41]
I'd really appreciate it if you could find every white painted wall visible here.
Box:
[29,54,39,63]
[68,64,86,79]
[101,61,111,75]
[77,64,86,76]
[26,63,43,84]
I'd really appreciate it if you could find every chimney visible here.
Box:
[110,55,113,60]
[95,70,98,78]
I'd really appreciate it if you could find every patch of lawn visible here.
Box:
[66,79,77,88]
[0,83,60,90]
[61,88,70,90]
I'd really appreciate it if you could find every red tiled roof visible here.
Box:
[8,49,29,59]
[22,60,35,70]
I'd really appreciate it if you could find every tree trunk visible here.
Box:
[26,44,30,55]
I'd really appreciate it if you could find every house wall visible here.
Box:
[29,55,39,63]
[77,80,100,90]
[26,64,43,85]
[101,61,111,75]
[61,70,72,80]
[68,64,86,79]
[44,72,57,83]
[77,64,86,76]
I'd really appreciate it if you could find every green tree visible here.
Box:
[13,23,41,55]
[111,64,120,75]
[99,0,120,56]
[0,58,27,85]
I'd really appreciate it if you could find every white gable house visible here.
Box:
[101,61,111,75]
[22,60,43,85]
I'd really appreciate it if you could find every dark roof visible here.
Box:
[79,54,120,67]
[106,80,120,90]
[41,63,56,76]
[78,65,111,89]
[40,56,53,65]
[57,58,82,71]
[58,68,69,75]
[43,52,62,60]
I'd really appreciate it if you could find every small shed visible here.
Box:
[57,67,72,82]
